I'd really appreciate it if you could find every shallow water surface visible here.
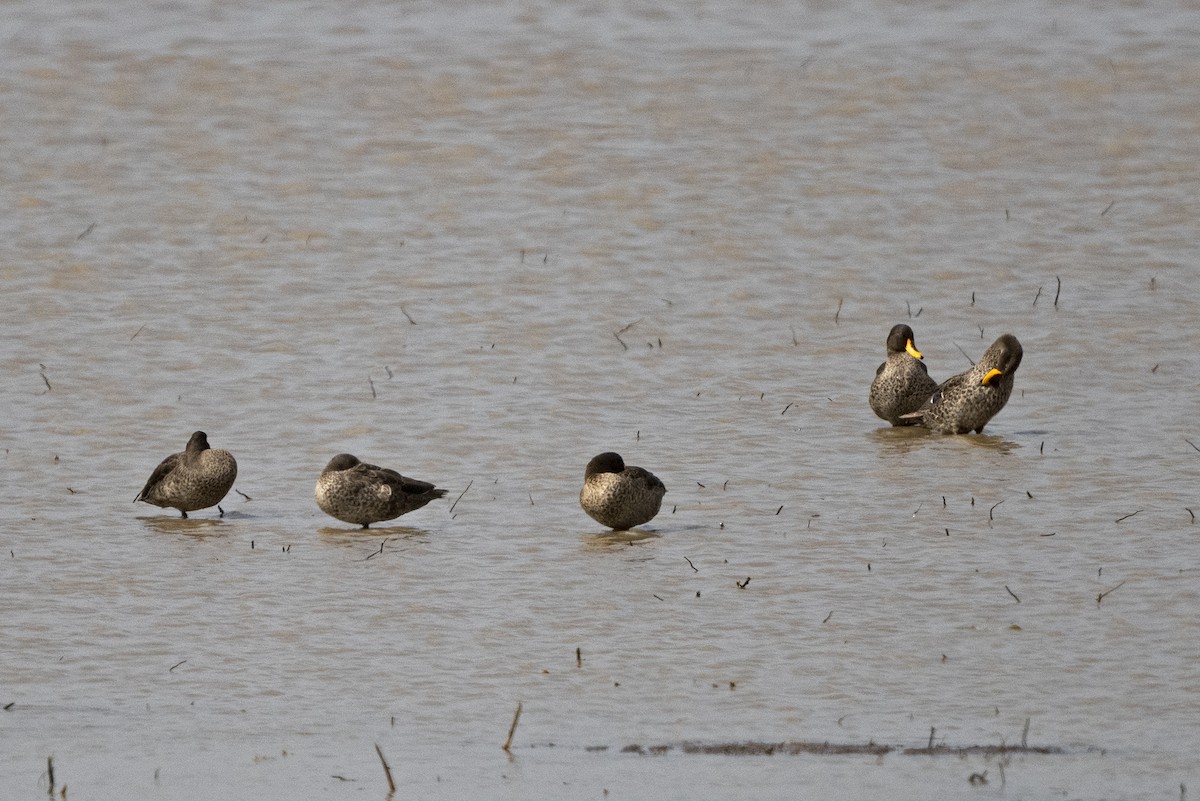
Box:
[2,1,1199,799]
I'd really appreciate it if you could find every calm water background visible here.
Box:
[2,1,1199,798]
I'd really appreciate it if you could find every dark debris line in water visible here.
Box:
[608,741,1068,757]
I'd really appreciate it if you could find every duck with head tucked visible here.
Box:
[869,324,938,425]
[903,333,1023,434]
[580,452,666,530]
[315,454,447,528]
[135,431,238,517]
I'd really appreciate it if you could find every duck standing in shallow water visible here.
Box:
[903,333,1023,434]
[135,431,238,517]
[579,452,666,530]
[315,454,447,528]
[869,324,938,425]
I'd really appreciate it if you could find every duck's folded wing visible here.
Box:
[135,452,182,501]
[899,374,954,421]
[372,466,442,497]
[628,466,665,492]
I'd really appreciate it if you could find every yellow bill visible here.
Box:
[981,368,1003,386]
[905,339,923,360]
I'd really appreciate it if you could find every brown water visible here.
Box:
[3,1,1199,798]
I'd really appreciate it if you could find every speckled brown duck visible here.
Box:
[315,454,447,528]
[903,334,1023,434]
[134,431,238,517]
[869,324,938,425]
[579,452,666,530]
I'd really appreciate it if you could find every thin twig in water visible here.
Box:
[374,744,396,794]
[1114,510,1142,523]
[77,222,96,240]
[503,702,523,752]
[954,343,975,366]
[47,756,55,796]
[1033,286,1042,306]
[617,319,642,336]
[449,480,472,515]
[130,325,146,341]
[368,377,376,399]
[1054,276,1062,308]
[169,659,187,672]
[684,556,698,573]
[1097,580,1126,605]
[400,306,416,325]
[1021,717,1030,748]
[1005,585,1020,603]
[1101,201,1115,216]
[989,500,1004,522]
[235,489,252,501]
[834,297,843,324]
[1185,439,1200,453]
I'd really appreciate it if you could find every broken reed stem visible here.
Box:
[502,702,523,752]
[1054,276,1061,308]
[1021,717,1030,749]
[374,743,396,794]
[47,756,55,796]
[834,297,843,324]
